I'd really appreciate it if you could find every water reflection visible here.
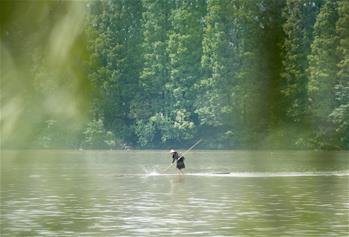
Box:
[1,151,348,236]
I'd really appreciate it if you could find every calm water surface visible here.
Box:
[1,150,348,236]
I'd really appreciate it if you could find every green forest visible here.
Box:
[1,0,348,150]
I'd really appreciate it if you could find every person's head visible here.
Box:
[169,149,176,154]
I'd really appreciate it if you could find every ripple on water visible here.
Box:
[2,151,348,237]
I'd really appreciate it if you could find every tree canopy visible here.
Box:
[1,0,348,150]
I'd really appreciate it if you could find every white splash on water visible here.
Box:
[147,171,161,176]
[138,171,349,177]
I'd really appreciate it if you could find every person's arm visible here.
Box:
[171,154,176,164]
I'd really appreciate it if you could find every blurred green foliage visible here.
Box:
[1,0,348,149]
[1,1,92,149]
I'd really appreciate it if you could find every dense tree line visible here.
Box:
[84,0,348,149]
[1,0,348,150]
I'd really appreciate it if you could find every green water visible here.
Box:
[1,150,348,236]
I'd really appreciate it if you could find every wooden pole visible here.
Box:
[162,139,202,173]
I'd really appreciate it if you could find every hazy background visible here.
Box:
[1,0,348,150]
[1,2,348,236]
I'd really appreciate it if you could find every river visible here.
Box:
[1,150,348,236]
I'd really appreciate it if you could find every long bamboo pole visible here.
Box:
[162,139,202,172]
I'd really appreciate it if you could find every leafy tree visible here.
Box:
[133,0,172,120]
[197,0,239,133]
[279,0,324,148]
[329,0,349,148]
[4,0,347,149]
[136,0,207,147]
[307,0,339,148]
[82,119,116,149]
[132,0,173,147]
[281,0,323,123]
[197,0,287,148]
[87,0,143,144]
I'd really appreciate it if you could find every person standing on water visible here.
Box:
[169,149,185,175]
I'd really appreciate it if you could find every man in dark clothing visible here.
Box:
[170,149,185,175]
